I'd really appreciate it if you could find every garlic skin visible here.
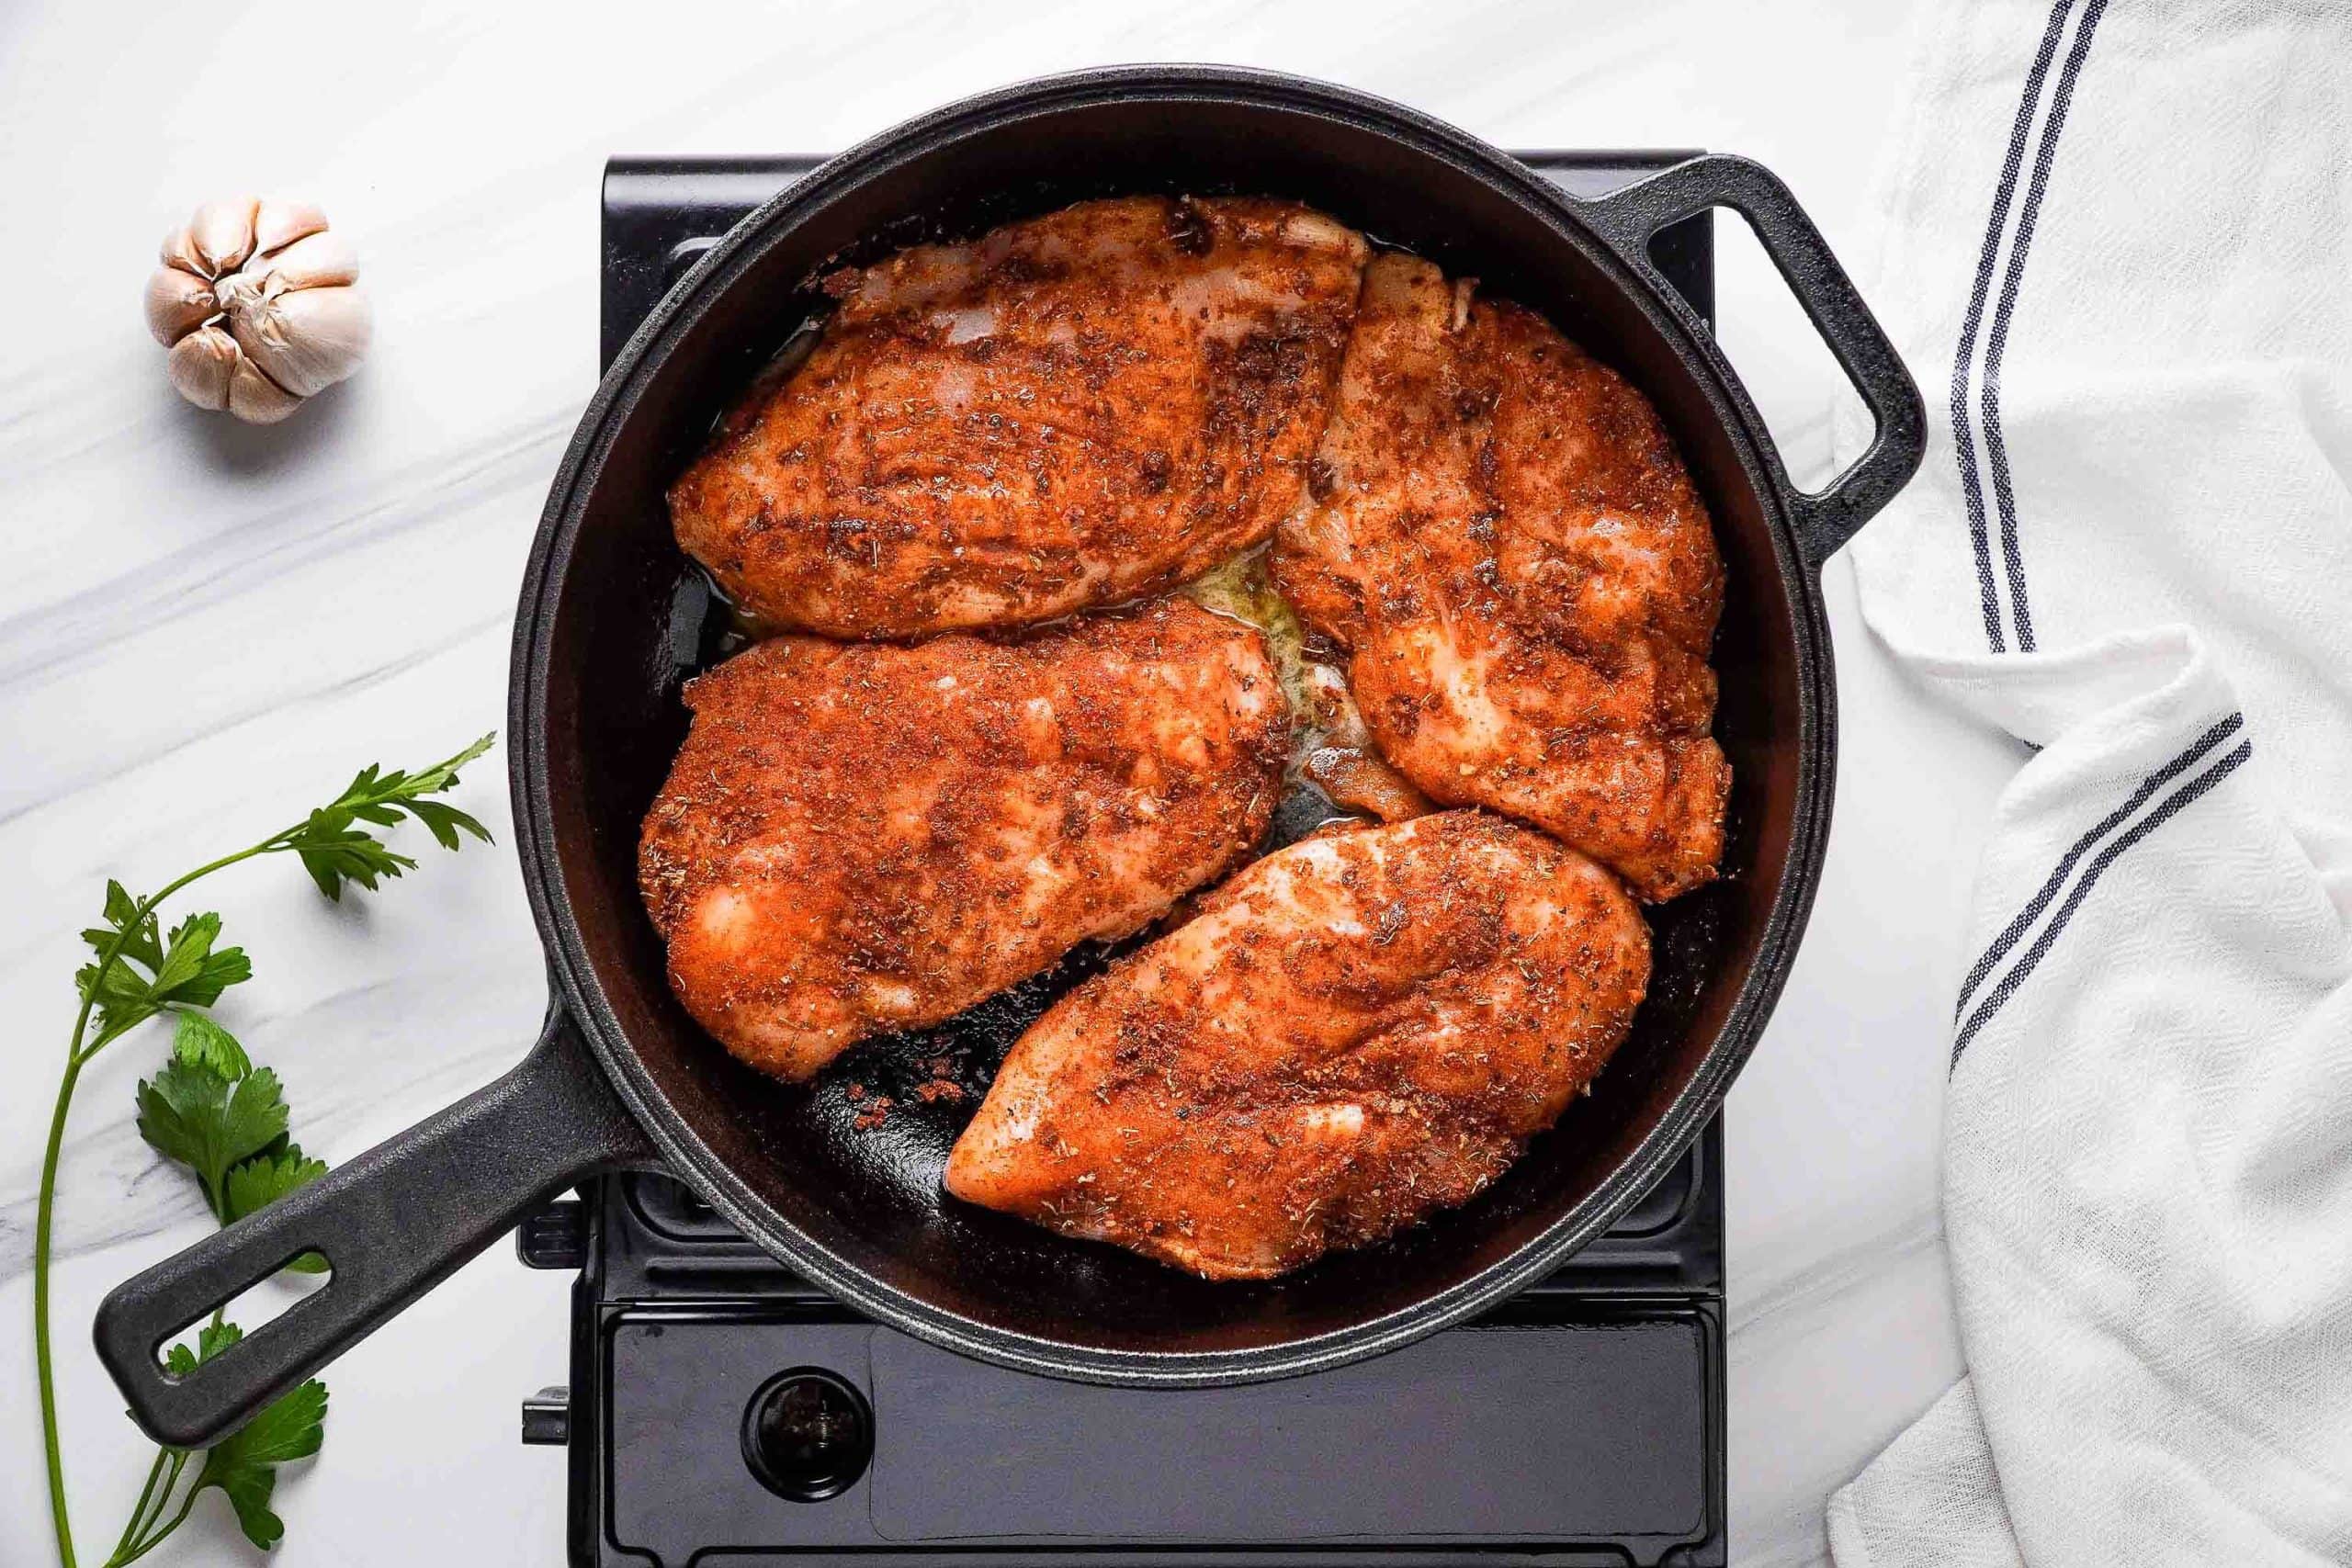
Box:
[146,197,370,423]
[165,327,240,409]
[143,267,218,344]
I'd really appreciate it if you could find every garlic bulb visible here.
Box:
[146,197,371,423]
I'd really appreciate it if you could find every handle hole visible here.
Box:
[153,1251,334,1375]
[1702,208,1878,496]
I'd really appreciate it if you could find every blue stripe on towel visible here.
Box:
[1952,0,2075,653]
[1980,0,2112,653]
[1952,731,2251,1069]
[1956,713,2245,1015]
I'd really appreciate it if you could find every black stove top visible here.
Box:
[519,153,1725,1568]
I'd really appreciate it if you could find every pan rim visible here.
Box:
[512,63,1836,1385]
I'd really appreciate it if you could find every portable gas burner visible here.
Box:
[513,152,1727,1568]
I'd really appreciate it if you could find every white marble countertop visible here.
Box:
[0,1,2018,1563]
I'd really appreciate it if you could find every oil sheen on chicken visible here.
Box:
[944,810,1650,1278]
[638,598,1288,1081]
[669,196,1370,639]
[1272,254,1729,900]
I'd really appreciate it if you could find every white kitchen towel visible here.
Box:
[1822,1,2352,1564]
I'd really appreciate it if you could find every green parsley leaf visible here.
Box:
[283,734,495,902]
[286,820,417,902]
[135,1061,288,1219]
[405,795,492,852]
[77,901,251,1048]
[163,1317,247,1378]
[150,913,254,1008]
[196,1373,328,1549]
[106,878,149,940]
[75,961,161,1044]
[222,1145,331,1271]
[80,880,164,969]
[171,1010,252,1080]
[76,886,160,1040]
[165,1320,331,1549]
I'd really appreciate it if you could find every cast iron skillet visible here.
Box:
[98,66,1924,1449]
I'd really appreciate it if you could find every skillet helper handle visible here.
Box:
[1580,152,1927,571]
[95,1006,654,1450]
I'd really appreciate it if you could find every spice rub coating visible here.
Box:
[639,597,1289,1081]
[1273,253,1729,900]
[670,196,1371,639]
[944,810,1650,1278]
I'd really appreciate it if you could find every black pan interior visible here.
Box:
[530,79,1814,1364]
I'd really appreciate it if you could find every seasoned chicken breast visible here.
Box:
[944,810,1649,1278]
[639,598,1288,1081]
[1272,254,1729,900]
[670,196,1370,639]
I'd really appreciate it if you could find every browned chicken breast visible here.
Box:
[944,810,1650,1278]
[639,598,1288,1081]
[670,196,1370,639]
[1272,254,1729,900]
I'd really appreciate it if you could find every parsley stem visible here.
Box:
[36,1049,91,1568]
[108,1451,196,1568]
[107,1450,169,1565]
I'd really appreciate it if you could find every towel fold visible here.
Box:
[1824,1,2352,1562]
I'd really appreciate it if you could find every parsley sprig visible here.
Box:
[33,736,494,1568]
[281,739,493,900]
[105,1325,330,1562]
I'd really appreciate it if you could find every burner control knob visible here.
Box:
[521,1385,570,1446]
[515,1200,588,1269]
[740,1369,873,1502]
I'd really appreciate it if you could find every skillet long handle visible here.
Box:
[94,1005,655,1450]
[1580,152,1927,571]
